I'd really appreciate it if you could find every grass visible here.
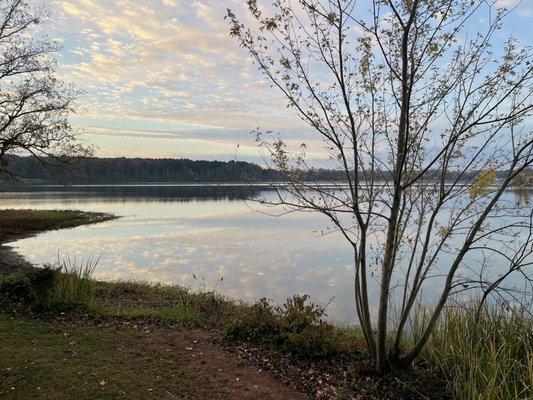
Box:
[0,313,288,400]
[418,303,533,400]
[53,255,100,309]
[0,209,116,243]
[2,262,531,399]
[0,314,171,400]
[91,280,248,327]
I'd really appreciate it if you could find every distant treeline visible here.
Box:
[3,156,347,183]
[2,156,520,184]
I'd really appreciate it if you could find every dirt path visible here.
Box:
[140,327,306,400]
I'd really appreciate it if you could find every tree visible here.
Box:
[227,0,533,373]
[0,0,90,179]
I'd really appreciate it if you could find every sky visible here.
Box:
[40,0,533,162]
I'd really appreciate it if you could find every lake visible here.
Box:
[1,184,531,324]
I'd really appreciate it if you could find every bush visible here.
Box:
[0,267,58,308]
[224,294,339,358]
[0,256,99,312]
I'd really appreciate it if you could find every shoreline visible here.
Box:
[0,209,117,276]
[0,209,530,400]
[0,209,427,399]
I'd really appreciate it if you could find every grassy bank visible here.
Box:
[422,304,532,400]
[0,209,116,243]
[3,264,531,399]
[0,210,531,399]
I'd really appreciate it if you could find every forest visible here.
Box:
[3,156,520,185]
[2,155,346,183]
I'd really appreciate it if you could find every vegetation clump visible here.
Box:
[224,294,356,359]
[0,257,99,312]
[420,304,533,400]
[0,267,58,309]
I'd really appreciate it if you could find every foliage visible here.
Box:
[0,257,100,312]
[227,0,533,372]
[5,155,349,183]
[0,267,58,308]
[7,155,515,185]
[0,0,91,179]
[51,256,100,311]
[224,294,347,358]
[469,168,497,199]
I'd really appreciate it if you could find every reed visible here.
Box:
[416,302,532,400]
[53,254,100,307]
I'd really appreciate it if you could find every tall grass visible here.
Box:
[52,254,100,307]
[416,302,532,400]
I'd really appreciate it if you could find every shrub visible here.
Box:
[0,256,99,312]
[0,267,58,308]
[224,294,339,358]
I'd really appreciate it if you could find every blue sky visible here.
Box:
[41,0,533,162]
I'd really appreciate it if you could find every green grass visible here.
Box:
[0,314,252,400]
[53,255,100,309]
[90,280,247,327]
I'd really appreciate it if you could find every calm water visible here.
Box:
[1,184,531,324]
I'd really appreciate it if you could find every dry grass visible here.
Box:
[417,303,532,400]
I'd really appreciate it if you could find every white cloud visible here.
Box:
[495,0,533,16]
[40,0,530,161]
[45,0,301,139]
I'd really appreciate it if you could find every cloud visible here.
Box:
[45,0,302,145]
[40,0,531,161]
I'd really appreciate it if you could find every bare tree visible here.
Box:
[227,0,533,373]
[0,0,90,179]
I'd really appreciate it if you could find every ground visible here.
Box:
[0,314,305,400]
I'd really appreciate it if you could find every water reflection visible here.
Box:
[0,183,263,202]
[513,188,532,205]
[1,184,531,324]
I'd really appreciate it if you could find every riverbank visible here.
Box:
[0,210,302,399]
[0,210,530,399]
